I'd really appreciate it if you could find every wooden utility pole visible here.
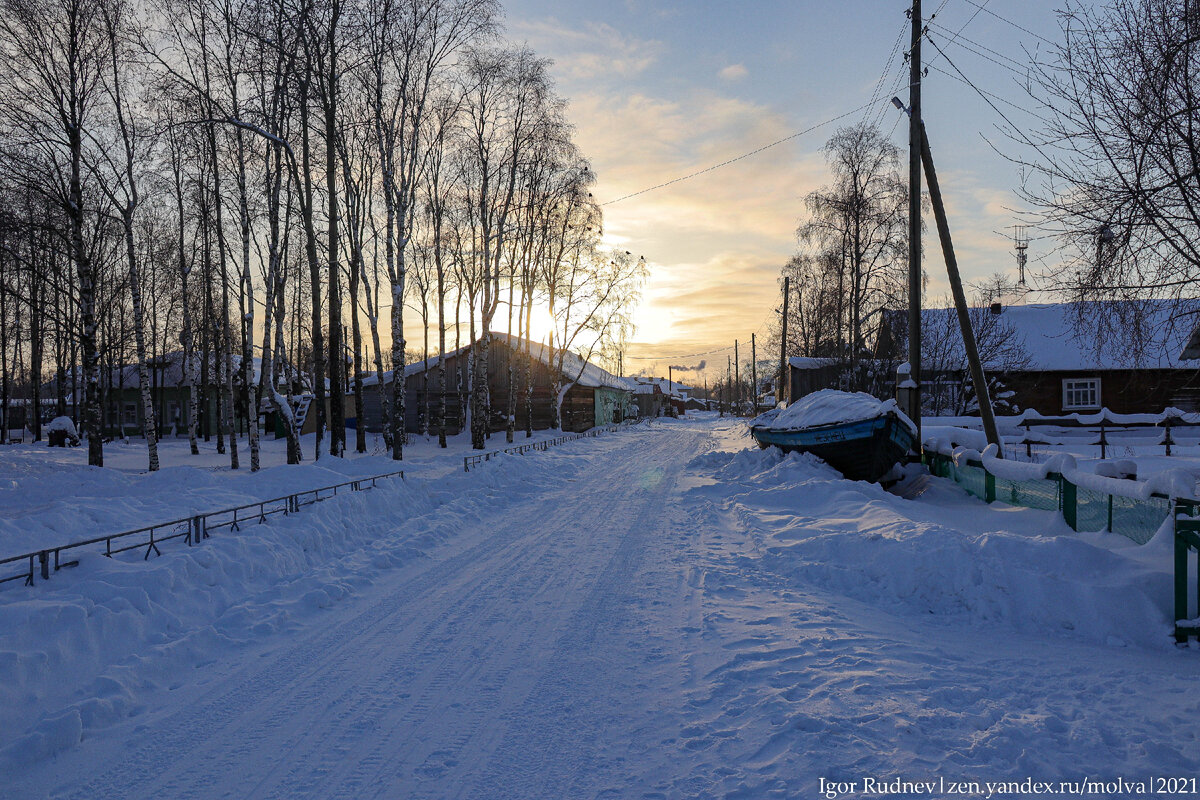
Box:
[919,123,1001,451]
[751,333,757,413]
[734,340,740,416]
[668,365,673,416]
[779,276,789,406]
[727,354,732,416]
[907,0,923,445]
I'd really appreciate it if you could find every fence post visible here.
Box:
[985,471,996,503]
[1061,475,1078,531]
[1175,501,1194,644]
[39,550,49,582]
[1164,421,1174,456]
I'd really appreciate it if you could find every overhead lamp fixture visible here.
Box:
[890,96,910,116]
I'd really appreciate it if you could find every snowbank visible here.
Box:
[690,429,1180,650]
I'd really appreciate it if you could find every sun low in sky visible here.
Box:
[504,0,1064,385]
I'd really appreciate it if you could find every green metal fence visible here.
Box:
[1173,501,1200,645]
[926,452,1165,544]
[928,450,1200,643]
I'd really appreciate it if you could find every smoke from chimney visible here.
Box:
[668,360,706,372]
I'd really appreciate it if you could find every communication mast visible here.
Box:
[1013,225,1029,300]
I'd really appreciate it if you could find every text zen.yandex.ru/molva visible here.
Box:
[818,776,1199,798]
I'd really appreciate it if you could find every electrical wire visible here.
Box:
[958,0,1056,47]
[925,62,1055,127]
[925,35,1061,167]
[921,0,991,72]
[861,21,911,127]
[927,20,1029,73]
[600,100,876,206]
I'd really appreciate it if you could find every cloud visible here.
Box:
[507,18,663,79]
[719,63,748,82]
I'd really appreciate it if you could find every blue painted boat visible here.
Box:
[750,409,916,483]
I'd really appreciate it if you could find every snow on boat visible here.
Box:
[749,390,917,483]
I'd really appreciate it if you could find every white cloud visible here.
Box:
[718,63,748,82]
[507,18,664,79]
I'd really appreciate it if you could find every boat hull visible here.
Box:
[750,412,915,483]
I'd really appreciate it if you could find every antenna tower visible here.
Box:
[1014,226,1029,293]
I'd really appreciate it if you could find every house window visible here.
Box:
[123,403,138,426]
[1062,378,1100,410]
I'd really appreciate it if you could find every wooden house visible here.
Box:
[41,352,291,439]
[875,300,1200,416]
[358,333,634,436]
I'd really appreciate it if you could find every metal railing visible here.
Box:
[1173,501,1200,645]
[0,469,405,591]
[463,424,623,472]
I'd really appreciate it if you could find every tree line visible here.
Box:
[0,0,645,470]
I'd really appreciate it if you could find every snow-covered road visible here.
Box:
[4,416,1200,799]
[7,420,714,799]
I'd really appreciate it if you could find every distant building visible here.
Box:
[625,377,694,416]
[41,352,295,438]
[361,333,634,435]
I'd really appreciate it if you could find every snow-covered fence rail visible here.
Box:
[463,425,622,472]
[925,446,1177,544]
[0,469,406,590]
[925,444,1200,644]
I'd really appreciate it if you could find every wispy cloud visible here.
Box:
[719,63,748,82]
[507,18,664,79]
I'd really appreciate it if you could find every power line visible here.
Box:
[959,0,1056,47]
[925,35,1060,167]
[600,100,876,206]
[922,0,991,72]
[927,20,1028,73]
[925,62,1055,127]
[624,343,736,361]
[862,21,911,127]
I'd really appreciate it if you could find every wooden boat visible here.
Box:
[750,394,916,483]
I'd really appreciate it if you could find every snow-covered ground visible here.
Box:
[2,415,1198,798]
[0,425,589,557]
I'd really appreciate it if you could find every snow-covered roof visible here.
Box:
[361,345,470,388]
[490,333,633,391]
[627,377,693,398]
[368,335,632,392]
[959,301,1195,371]
[44,352,283,391]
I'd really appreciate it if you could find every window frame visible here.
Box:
[1062,377,1101,411]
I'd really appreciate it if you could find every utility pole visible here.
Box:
[779,276,789,406]
[727,354,732,416]
[734,340,740,416]
[668,365,673,416]
[751,333,757,414]
[920,123,1001,452]
[718,369,724,417]
[907,0,923,447]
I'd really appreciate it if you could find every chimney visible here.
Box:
[990,302,1003,315]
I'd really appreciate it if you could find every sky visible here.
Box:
[500,0,1069,386]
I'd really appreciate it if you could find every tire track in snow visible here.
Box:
[44,452,600,800]
[37,422,709,800]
